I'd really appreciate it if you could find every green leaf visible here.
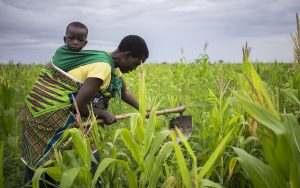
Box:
[90,122,101,149]
[261,137,289,187]
[200,179,224,188]
[138,65,147,120]
[171,132,192,188]
[115,159,137,188]
[144,104,159,154]
[120,129,142,165]
[155,142,174,169]
[236,94,294,183]
[60,167,81,188]
[148,130,172,157]
[53,145,63,169]
[0,142,4,188]
[68,128,91,167]
[235,93,285,135]
[130,113,139,138]
[163,161,172,178]
[142,155,155,187]
[228,157,238,180]
[92,158,114,187]
[32,168,46,188]
[283,114,300,152]
[175,127,198,183]
[283,114,300,186]
[162,176,177,188]
[233,147,279,188]
[45,166,62,182]
[175,127,196,161]
[114,128,125,144]
[136,114,145,146]
[198,128,235,180]
[249,64,277,114]
[281,88,300,106]
[62,150,79,168]
[149,142,174,187]
[240,136,259,147]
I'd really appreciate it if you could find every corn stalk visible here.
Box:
[233,51,300,187]
[291,13,300,64]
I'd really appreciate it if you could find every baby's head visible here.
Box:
[64,22,88,52]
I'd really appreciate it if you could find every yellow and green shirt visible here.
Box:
[67,62,122,92]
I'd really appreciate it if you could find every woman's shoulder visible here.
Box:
[83,62,111,71]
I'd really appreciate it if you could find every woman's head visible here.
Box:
[64,22,88,52]
[116,35,149,73]
[118,35,149,59]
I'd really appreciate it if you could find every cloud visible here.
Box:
[0,0,299,63]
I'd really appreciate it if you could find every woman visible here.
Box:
[19,32,149,186]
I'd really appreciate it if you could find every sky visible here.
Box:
[0,0,299,64]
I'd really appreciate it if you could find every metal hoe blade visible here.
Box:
[169,115,193,141]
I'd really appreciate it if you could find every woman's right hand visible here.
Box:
[102,111,117,125]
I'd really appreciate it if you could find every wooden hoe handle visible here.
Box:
[96,105,186,124]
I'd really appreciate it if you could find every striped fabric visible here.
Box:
[19,63,103,168]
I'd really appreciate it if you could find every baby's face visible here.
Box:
[64,26,87,51]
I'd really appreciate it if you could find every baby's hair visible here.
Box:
[66,22,88,35]
[118,35,149,59]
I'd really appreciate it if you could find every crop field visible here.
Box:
[0,53,300,187]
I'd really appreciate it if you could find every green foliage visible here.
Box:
[232,52,300,188]
[0,65,25,187]
[1,59,299,187]
[0,141,3,188]
[0,66,18,138]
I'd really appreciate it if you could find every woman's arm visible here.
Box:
[72,77,116,124]
[120,76,139,110]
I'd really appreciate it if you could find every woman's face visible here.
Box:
[64,26,87,52]
[118,54,146,73]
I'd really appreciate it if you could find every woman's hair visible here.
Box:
[118,35,149,59]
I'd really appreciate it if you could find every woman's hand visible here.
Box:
[73,77,116,125]
[102,111,117,125]
[146,109,151,118]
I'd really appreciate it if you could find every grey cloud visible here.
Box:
[0,0,298,63]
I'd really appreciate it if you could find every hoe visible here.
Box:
[96,105,193,140]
